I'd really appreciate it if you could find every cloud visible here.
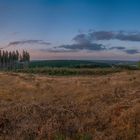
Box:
[115,32,140,41]
[109,46,140,54]
[90,31,115,40]
[39,49,76,53]
[74,31,140,42]
[123,49,140,54]
[3,31,140,58]
[58,43,106,51]
[73,34,92,44]
[109,46,126,50]
[53,31,140,53]
[8,40,51,47]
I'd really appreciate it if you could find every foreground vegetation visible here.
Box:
[0,71,140,139]
[13,60,138,76]
[14,67,123,76]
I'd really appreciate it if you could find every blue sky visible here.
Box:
[0,0,140,60]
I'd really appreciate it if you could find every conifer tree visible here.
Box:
[0,50,30,69]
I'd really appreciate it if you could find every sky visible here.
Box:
[0,0,140,60]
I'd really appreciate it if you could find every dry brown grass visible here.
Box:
[0,71,140,140]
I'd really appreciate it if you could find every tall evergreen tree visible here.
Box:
[0,50,30,69]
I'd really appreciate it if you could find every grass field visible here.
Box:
[0,71,140,140]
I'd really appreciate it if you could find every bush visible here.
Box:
[14,67,121,76]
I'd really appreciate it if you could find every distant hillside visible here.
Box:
[29,60,111,68]
[29,60,138,68]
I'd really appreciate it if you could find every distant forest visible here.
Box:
[0,50,30,69]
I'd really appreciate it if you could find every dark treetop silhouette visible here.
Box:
[0,50,30,69]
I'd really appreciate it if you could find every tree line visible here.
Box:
[0,50,30,69]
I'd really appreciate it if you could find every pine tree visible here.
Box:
[0,50,30,69]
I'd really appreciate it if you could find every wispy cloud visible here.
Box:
[74,31,140,42]
[49,31,140,54]
[2,31,140,57]
[73,34,92,44]
[39,49,76,53]
[108,46,140,54]
[90,31,114,41]
[57,43,106,51]
[0,39,51,50]
[109,46,126,50]
[115,32,140,41]
[123,49,140,54]
[8,40,51,47]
